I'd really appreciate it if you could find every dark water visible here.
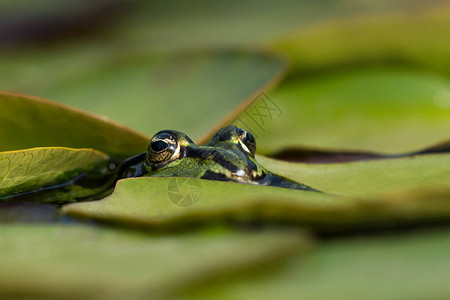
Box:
[0,202,77,224]
[270,141,450,163]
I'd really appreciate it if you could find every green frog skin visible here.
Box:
[122,126,316,191]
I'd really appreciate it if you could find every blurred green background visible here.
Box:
[1,1,450,300]
[1,0,449,148]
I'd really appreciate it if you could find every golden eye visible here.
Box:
[236,128,256,156]
[146,132,180,164]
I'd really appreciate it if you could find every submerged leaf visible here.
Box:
[0,147,109,199]
[0,224,308,300]
[0,92,148,160]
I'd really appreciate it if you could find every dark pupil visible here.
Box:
[151,140,169,152]
[245,131,254,143]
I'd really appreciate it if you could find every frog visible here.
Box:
[119,126,316,191]
[6,126,316,203]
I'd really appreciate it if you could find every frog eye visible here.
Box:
[236,128,256,156]
[146,133,180,164]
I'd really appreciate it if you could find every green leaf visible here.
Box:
[269,9,450,75]
[233,69,450,155]
[63,177,332,227]
[0,92,148,160]
[0,51,286,143]
[257,154,450,196]
[0,224,308,300]
[63,152,450,230]
[0,147,109,199]
[182,228,450,300]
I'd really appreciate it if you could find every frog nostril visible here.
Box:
[151,140,169,152]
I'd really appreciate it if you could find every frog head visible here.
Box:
[143,126,315,190]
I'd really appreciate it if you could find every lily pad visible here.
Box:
[0,51,286,142]
[182,228,450,300]
[257,154,450,196]
[230,69,450,155]
[63,177,332,227]
[269,9,450,75]
[0,147,109,199]
[63,152,450,230]
[0,224,308,300]
[0,92,148,160]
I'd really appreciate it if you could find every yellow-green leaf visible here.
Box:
[0,147,109,199]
